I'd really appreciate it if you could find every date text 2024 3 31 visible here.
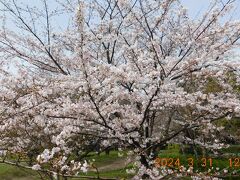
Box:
[154,157,213,169]
[154,157,240,169]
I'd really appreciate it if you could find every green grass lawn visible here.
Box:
[0,151,133,180]
[84,150,126,167]
[0,164,40,180]
[1,145,240,179]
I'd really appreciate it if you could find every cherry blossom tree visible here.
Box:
[0,0,240,179]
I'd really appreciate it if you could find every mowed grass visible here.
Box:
[0,151,133,180]
[78,150,134,179]
[0,145,240,179]
[0,164,40,180]
[0,163,133,180]
[84,150,126,166]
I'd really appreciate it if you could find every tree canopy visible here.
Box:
[0,0,240,179]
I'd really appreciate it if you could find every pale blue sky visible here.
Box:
[181,0,240,20]
[1,1,240,19]
[1,0,240,30]
[1,0,240,74]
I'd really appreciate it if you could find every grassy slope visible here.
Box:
[0,146,240,179]
[0,164,40,180]
[0,151,133,180]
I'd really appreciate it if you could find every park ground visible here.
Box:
[0,145,240,180]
